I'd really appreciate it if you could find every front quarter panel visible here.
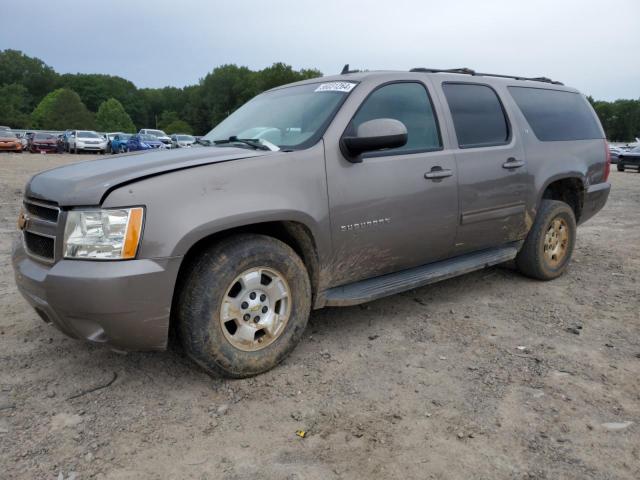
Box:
[102,142,332,265]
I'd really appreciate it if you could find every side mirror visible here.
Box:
[341,118,408,162]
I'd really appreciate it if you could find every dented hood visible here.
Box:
[26,147,270,206]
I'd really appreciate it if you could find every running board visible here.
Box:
[321,244,519,307]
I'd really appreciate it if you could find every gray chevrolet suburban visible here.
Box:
[12,68,611,377]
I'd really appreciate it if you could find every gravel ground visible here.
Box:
[1,152,639,480]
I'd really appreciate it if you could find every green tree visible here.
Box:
[0,83,30,128]
[0,49,58,109]
[59,73,147,128]
[96,98,136,132]
[31,88,95,130]
[163,119,193,134]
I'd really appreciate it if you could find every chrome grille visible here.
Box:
[22,199,61,263]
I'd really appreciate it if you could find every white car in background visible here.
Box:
[67,130,108,154]
[170,134,196,148]
[139,128,172,148]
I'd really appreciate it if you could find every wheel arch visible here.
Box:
[537,174,586,224]
[170,219,322,338]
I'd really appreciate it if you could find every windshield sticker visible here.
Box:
[315,82,356,93]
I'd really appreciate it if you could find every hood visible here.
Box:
[27,146,271,206]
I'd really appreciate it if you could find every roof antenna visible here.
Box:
[341,64,350,74]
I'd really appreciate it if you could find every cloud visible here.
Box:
[1,0,638,99]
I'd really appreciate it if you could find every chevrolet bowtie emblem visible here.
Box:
[17,211,29,231]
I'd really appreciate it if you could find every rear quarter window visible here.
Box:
[508,87,603,141]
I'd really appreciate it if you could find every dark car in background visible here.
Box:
[110,133,132,154]
[126,133,166,152]
[29,133,58,153]
[617,145,640,172]
[0,131,23,152]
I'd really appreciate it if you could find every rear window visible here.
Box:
[442,83,510,148]
[508,87,603,141]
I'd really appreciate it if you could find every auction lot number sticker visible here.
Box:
[315,82,357,93]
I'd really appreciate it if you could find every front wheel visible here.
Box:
[516,200,576,281]
[617,164,624,172]
[177,234,311,378]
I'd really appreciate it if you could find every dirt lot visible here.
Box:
[1,152,639,480]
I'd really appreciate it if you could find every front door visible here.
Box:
[324,80,459,286]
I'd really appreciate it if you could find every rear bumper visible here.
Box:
[579,182,610,225]
[12,237,182,351]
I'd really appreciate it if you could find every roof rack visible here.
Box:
[409,67,564,85]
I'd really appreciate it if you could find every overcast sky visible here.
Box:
[1,0,638,100]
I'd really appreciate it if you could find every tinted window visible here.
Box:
[442,83,509,148]
[349,82,441,154]
[508,87,603,141]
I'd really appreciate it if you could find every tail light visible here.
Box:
[603,140,611,182]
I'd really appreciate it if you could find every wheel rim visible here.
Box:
[219,267,291,352]
[543,217,569,267]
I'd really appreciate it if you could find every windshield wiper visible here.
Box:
[213,136,270,151]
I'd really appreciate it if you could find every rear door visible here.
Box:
[324,80,459,285]
[437,82,529,254]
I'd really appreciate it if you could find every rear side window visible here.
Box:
[508,87,603,141]
[349,82,441,154]
[442,83,510,148]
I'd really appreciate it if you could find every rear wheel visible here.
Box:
[177,234,311,378]
[516,200,576,281]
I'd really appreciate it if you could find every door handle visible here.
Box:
[424,167,453,180]
[502,157,525,169]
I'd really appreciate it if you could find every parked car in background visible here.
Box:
[139,129,172,148]
[126,133,166,152]
[617,145,640,172]
[0,130,23,152]
[67,130,108,154]
[608,145,624,164]
[103,132,123,153]
[29,133,58,153]
[110,133,132,154]
[22,132,35,150]
[170,134,196,148]
[0,126,10,131]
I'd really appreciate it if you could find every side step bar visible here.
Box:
[321,244,519,307]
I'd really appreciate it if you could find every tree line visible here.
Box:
[1,49,638,140]
[0,49,321,135]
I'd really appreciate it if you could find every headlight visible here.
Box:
[63,207,144,260]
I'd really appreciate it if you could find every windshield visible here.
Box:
[631,145,640,153]
[34,133,55,140]
[140,134,158,141]
[202,81,357,149]
[177,135,194,141]
[146,130,166,137]
[118,134,132,140]
[78,131,100,139]
[0,132,17,138]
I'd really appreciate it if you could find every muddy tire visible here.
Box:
[516,200,576,281]
[177,234,311,378]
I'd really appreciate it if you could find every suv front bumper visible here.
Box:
[579,182,611,225]
[12,238,182,351]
